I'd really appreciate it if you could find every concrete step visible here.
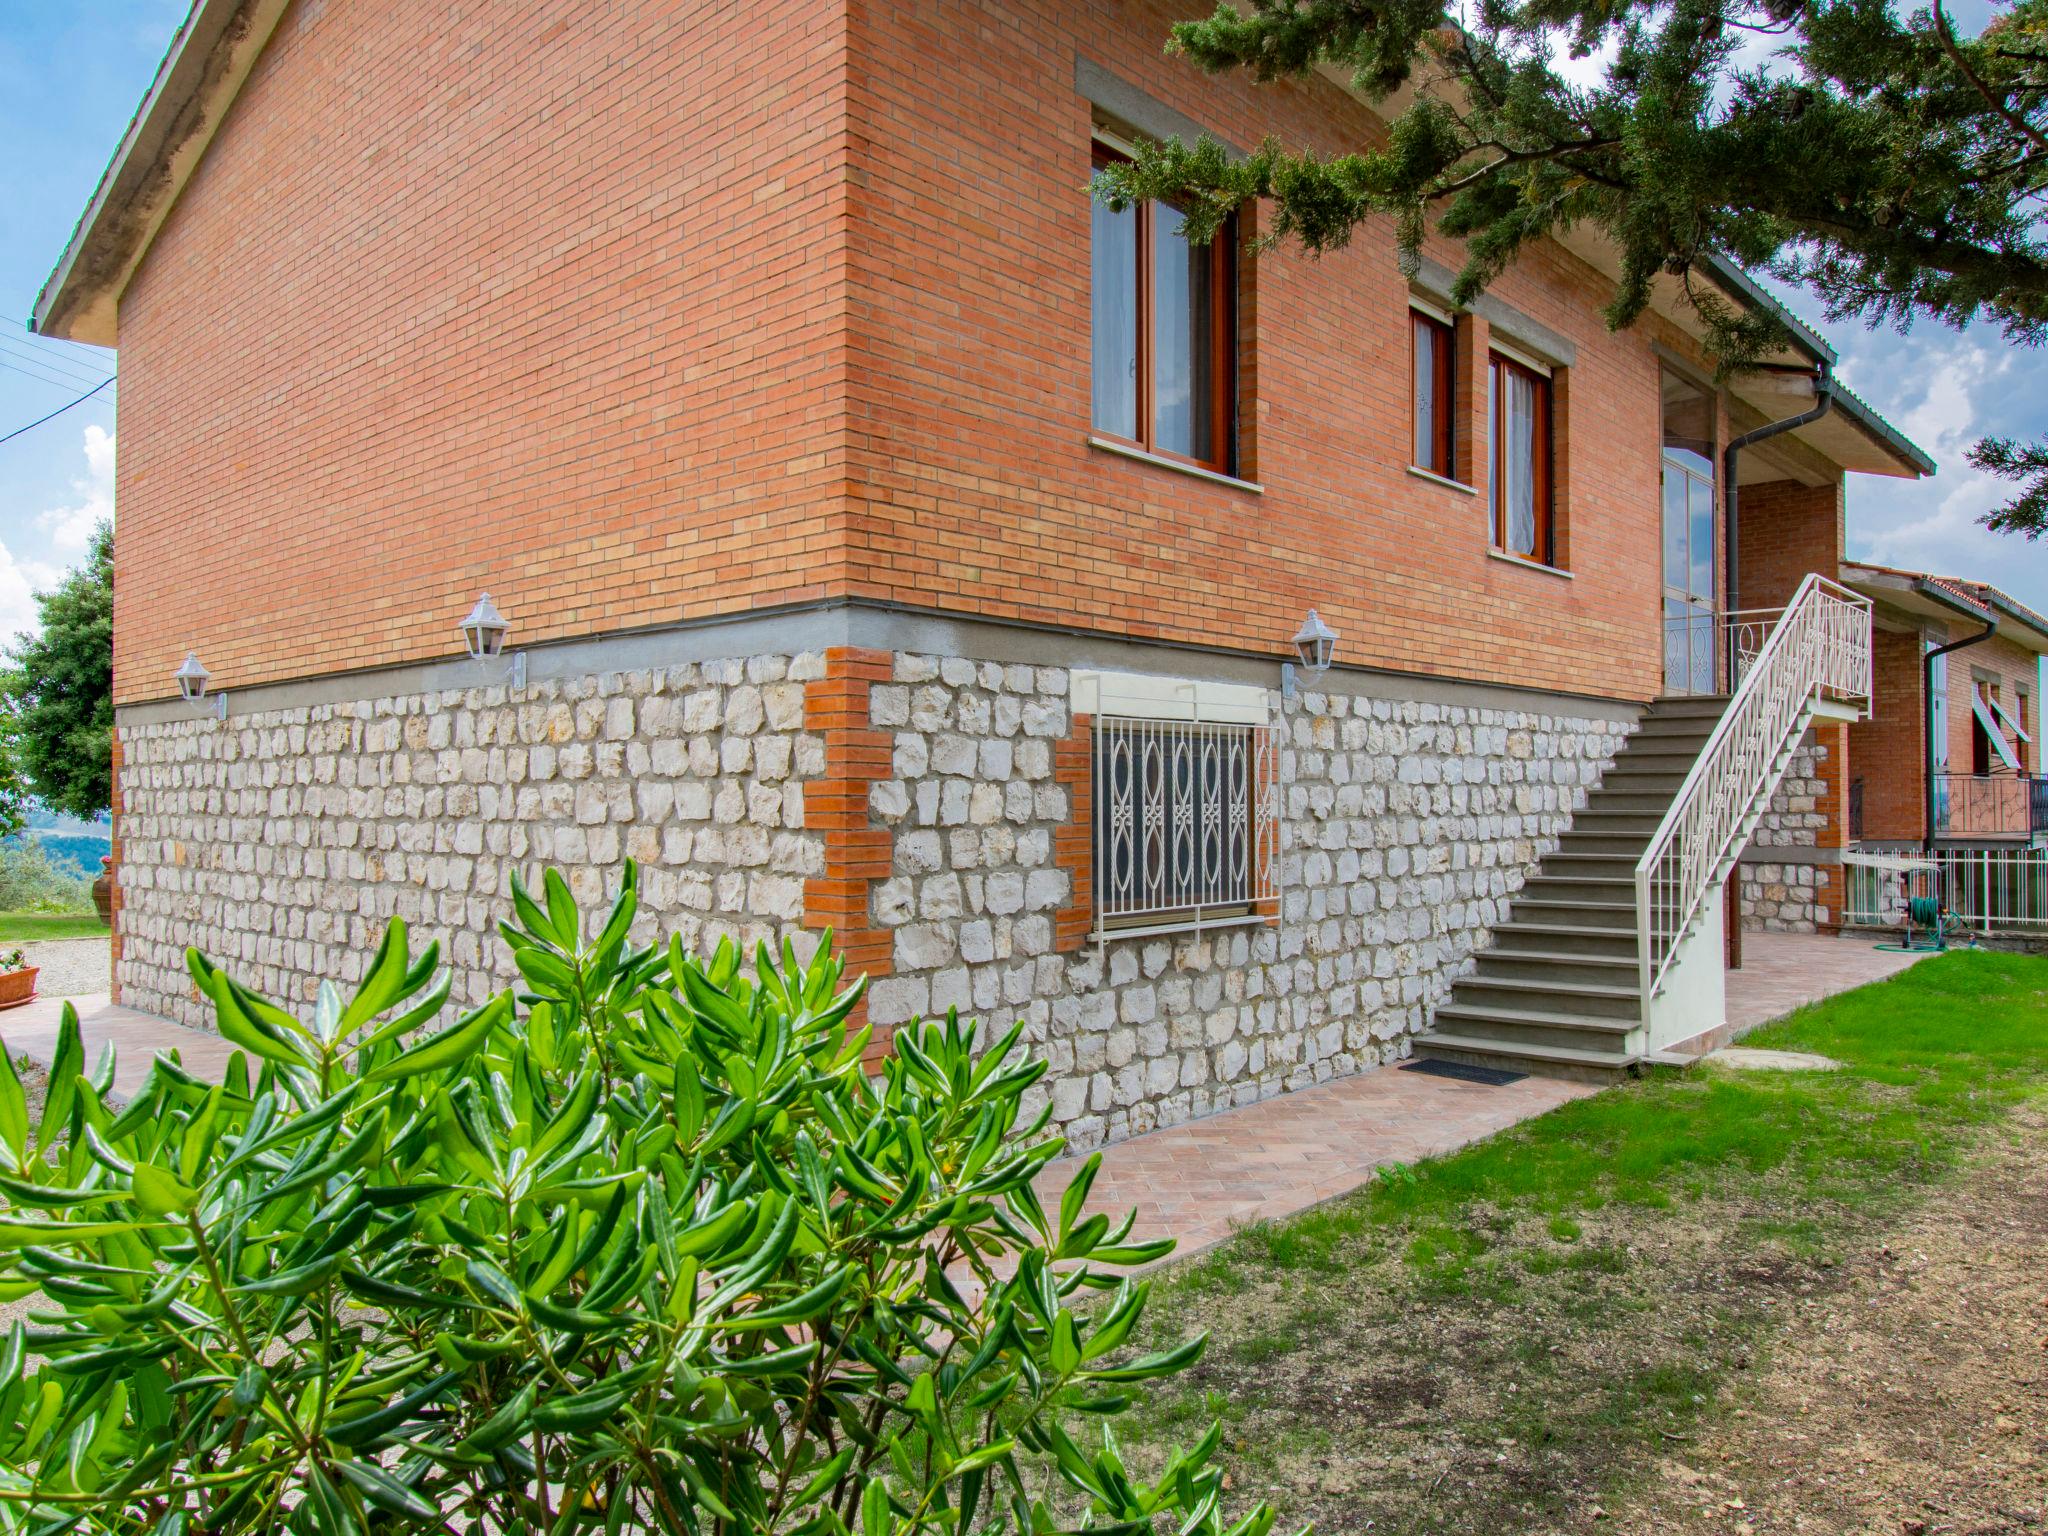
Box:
[1415,1030,1642,1082]
[1553,831,1653,857]
[1520,873,1637,905]
[1646,695,1730,718]
[1539,851,1641,881]
[1507,896,1639,931]
[1451,974,1642,1020]
[1583,789,1686,814]
[1489,920,1639,959]
[1471,948,1642,988]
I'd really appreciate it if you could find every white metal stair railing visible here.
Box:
[1634,573,1874,1010]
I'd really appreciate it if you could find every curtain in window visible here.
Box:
[1412,318,1440,469]
[1152,208,1214,462]
[1502,369,1539,556]
[1091,197,1138,440]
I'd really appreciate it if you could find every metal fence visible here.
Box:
[1093,715,1279,940]
[1846,845,2048,932]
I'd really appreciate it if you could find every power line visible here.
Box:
[0,338,112,390]
[0,332,112,377]
[0,348,111,397]
[0,355,103,395]
[0,376,115,448]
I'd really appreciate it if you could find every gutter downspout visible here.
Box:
[1722,365,1835,687]
[1923,616,1998,856]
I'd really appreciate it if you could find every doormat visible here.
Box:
[1400,1057,1528,1087]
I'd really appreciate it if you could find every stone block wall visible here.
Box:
[114,641,1631,1151]
[114,654,830,1026]
[853,653,1630,1149]
[1739,731,1844,933]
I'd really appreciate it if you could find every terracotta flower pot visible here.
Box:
[93,857,115,927]
[0,968,39,1008]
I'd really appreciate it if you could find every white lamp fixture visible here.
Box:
[175,652,225,719]
[459,593,526,686]
[1281,609,1339,702]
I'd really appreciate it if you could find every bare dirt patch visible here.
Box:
[1125,1097,2048,1535]
[1608,1106,2048,1535]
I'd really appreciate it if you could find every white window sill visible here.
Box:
[1488,547,1573,580]
[1091,912,1277,945]
[1406,464,1476,495]
[1088,435,1263,494]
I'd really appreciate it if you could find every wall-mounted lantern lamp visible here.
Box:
[175,652,226,719]
[460,593,527,687]
[1281,609,1338,703]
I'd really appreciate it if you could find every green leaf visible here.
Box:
[130,1164,196,1218]
[532,1383,629,1434]
[1082,1334,1208,1382]
[0,1047,28,1162]
[364,993,511,1083]
[720,1265,853,1331]
[543,868,581,950]
[334,1458,439,1522]
[0,1218,146,1249]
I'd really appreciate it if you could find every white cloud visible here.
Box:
[36,424,113,557]
[1838,332,2047,583]
[0,542,64,646]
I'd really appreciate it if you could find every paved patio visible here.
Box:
[0,931,1931,1261]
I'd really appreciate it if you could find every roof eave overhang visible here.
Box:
[30,0,291,346]
[1840,562,2048,652]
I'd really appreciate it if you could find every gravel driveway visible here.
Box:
[16,938,111,997]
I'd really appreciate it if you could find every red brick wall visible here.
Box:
[837,0,1733,702]
[112,0,854,704]
[1733,479,1841,613]
[1946,634,2039,777]
[112,0,1770,710]
[1852,626,1927,842]
[801,647,895,1060]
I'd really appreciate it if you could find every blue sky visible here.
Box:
[0,1,2044,647]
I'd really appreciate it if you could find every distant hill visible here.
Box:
[17,807,111,879]
[32,829,111,878]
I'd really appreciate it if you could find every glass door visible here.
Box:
[1662,374,1717,695]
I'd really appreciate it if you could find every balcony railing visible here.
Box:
[1931,772,2048,841]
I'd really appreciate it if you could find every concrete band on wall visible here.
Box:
[114,608,1637,1151]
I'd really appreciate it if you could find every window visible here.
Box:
[1660,371,1717,694]
[1410,309,1454,477]
[1094,714,1277,936]
[1090,143,1236,473]
[1487,353,1552,562]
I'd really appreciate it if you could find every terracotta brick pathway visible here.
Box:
[0,933,1931,1262]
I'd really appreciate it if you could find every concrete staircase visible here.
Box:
[1417,695,1730,1078]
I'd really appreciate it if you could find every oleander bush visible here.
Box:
[0,862,1293,1536]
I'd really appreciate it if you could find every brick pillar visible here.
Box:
[1548,365,1572,569]
[107,731,123,1005]
[1453,311,1491,495]
[801,647,895,1062]
[1813,721,1849,933]
[1053,715,1094,953]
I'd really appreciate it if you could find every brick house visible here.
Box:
[1840,566,2048,854]
[35,0,1931,1127]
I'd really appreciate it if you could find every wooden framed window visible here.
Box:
[1090,143,1236,474]
[1410,309,1454,477]
[1487,352,1554,563]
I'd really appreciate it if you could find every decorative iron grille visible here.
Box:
[1093,715,1279,939]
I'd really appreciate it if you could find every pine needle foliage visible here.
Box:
[1097,0,2048,527]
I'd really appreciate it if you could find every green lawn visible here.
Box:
[0,911,110,943]
[1109,949,2048,1533]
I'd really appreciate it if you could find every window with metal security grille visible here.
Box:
[1093,715,1278,939]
